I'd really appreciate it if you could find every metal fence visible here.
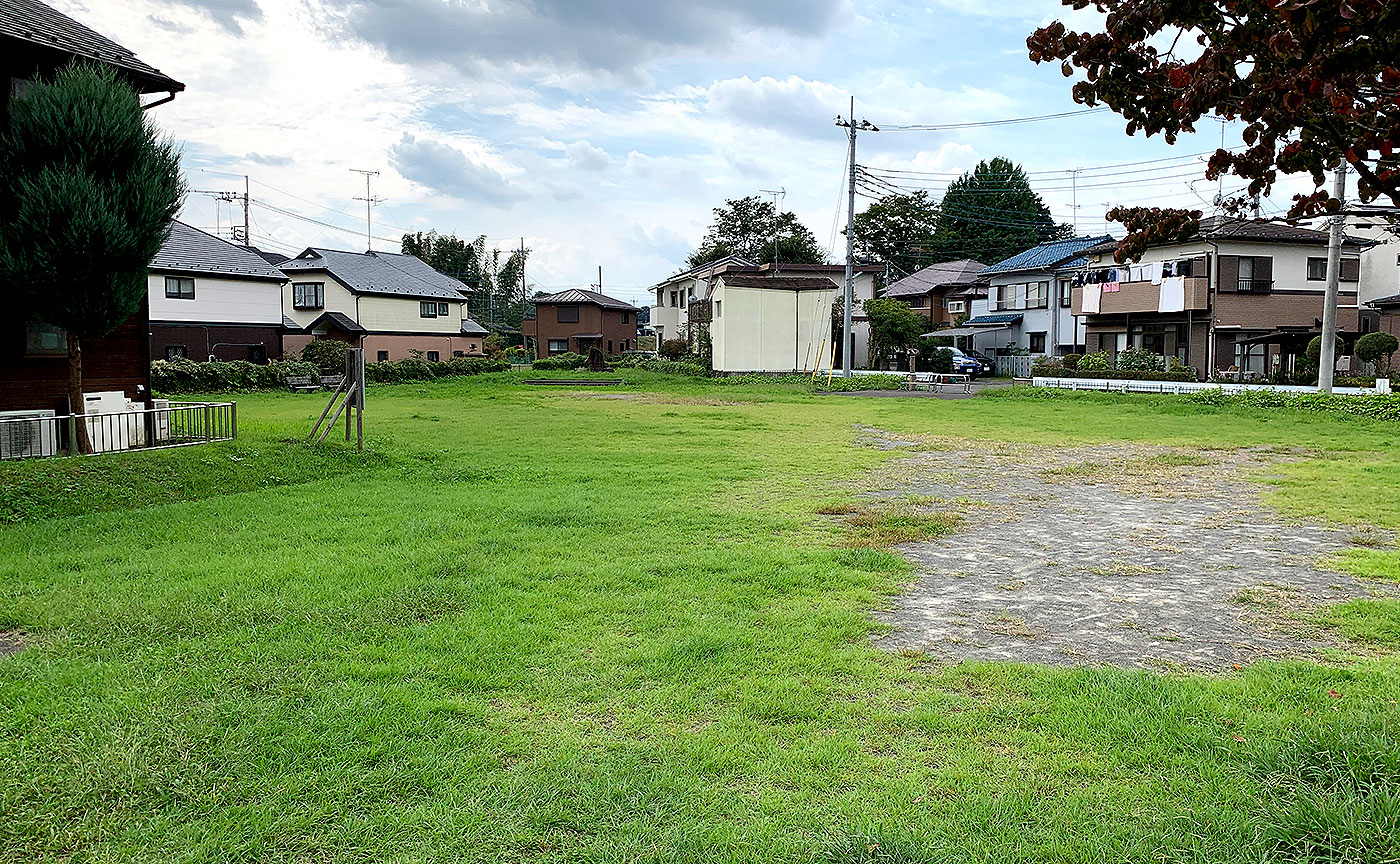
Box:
[1032,377,1381,397]
[0,401,236,461]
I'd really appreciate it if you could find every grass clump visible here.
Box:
[837,501,961,547]
[1314,600,1400,650]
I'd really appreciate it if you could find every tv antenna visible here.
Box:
[350,169,384,252]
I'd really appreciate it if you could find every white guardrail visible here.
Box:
[1033,377,1390,396]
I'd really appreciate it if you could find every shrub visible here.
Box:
[659,339,689,360]
[1031,357,1064,377]
[1115,346,1165,372]
[1357,331,1399,374]
[616,356,708,376]
[364,356,506,384]
[1070,368,1197,382]
[1078,350,1111,372]
[1062,353,1082,370]
[300,339,350,374]
[1187,389,1400,422]
[928,348,954,374]
[151,358,320,393]
[532,352,588,371]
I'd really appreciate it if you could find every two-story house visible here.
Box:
[147,221,288,363]
[883,259,988,327]
[279,248,488,362]
[649,258,882,367]
[1065,217,1372,379]
[1,0,183,412]
[980,236,1115,357]
[523,289,639,357]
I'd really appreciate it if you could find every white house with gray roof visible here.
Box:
[976,235,1115,357]
[148,221,289,362]
[279,247,489,362]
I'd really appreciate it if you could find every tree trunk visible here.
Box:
[68,333,93,455]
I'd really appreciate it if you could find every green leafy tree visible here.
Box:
[863,298,926,369]
[1357,331,1399,376]
[849,191,939,278]
[0,63,184,452]
[402,231,530,330]
[687,196,827,268]
[932,158,1071,265]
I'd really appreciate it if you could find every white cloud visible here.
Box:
[389,135,523,204]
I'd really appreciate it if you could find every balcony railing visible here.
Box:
[1235,279,1273,293]
[0,401,236,461]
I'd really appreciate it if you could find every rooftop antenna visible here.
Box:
[350,169,383,252]
[761,187,786,273]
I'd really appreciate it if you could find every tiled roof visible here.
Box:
[281,315,302,332]
[1199,215,1365,245]
[720,275,838,290]
[532,288,639,310]
[280,248,470,301]
[965,313,1024,326]
[460,318,488,336]
[883,259,987,297]
[985,236,1116,275]
[308,310,366,334]
[150,221,286,281]
[0,0,183,94]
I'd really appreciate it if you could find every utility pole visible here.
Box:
[1319,163,1347,393]
[835,97,877,377]
[242,175,250,247]
[1069,168,1083,234]
[192,185,247,243]
[761,187,786,273]
[350,169,382,253]
[597,265,603,292]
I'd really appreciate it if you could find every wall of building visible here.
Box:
[711,284,832,373]
[362,335,486,362]
[150,323,284,362]
[357,294,466,334]
[282,275,358,330]
[532,303,636,356]
[147,272,283,326]
[1,301,151,412]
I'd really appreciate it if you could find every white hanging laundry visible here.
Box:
[1082,285,1102,314]
[1158,276,1186,313]
[1150,261,1165,285]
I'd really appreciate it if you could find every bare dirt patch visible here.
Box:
[0,630,21,657]
[863,428,1397,671]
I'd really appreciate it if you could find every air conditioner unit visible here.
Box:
[84,391,132,452]
[149,399,172,443]
[0,409,59,459]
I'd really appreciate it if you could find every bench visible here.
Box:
[320,375,345,389]
[907,372,972,393]
[286,376,320,393]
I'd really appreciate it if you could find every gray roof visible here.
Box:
[0,0,183,94]
[652,254,758,288]
[1369,293,1400,307]
[239,245,290,266]
[150,221,286,282]
[533,288,639,311]
[460,318,488,336]
[308,311,366,334]
[721,275,838,290]
[985,235,1117,275]
[1198,215,1367,245]
[280,248,471,301]
[883,259,987,297]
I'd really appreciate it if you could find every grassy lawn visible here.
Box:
[3,372,1399,862]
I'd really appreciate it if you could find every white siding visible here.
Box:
[282,275,358,329]
[357,295,464,333]
[711,282,833,373]
[148,273,283,324]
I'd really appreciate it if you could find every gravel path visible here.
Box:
[865,429,1395,671]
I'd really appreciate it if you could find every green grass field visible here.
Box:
[3,372,1399,862]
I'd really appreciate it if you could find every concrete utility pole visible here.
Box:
[1319,163,1348,393]
[243,175,250,248]
[350,169,382,253]
[835,97,877,377]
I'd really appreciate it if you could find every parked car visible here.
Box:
[935,346,992,378]
[960,348,997,376]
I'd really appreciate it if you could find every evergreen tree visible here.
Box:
[931,158,1070,265]
[0,63,184,452]
[687,196,827,268]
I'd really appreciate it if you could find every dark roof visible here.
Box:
[985,236,1117,275]
[884,259,987,297]
[965,313,1024,326]
[150,221,286,281]
[280,248,470,301]
[281,315,302,332]
[307,311,367,334]
[239,245,290,266]
[652,254,758,287]
[947,284,989,298]
[1369,292,1400,308]
[460,318,488,336]
[720,275,838,290]
[1198,215,1366,245]
[0,0,183,94]
[532,288,639,311]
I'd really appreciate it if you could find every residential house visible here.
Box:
[1065,217,1372,379]
[648,258,882,367]
[708,273,834,373]
[883,259,989,328]
[279,248,488,362]
[0,0,183,412]
[147,221,288,363]
[523,289,639,357]
[979,236,1115,358]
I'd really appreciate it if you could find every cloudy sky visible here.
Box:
[61,0,1303,307]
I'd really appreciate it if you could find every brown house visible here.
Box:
[1372,293,1400,339]
[1066,217,1375,379]
[0,0,184,412]
[524,289,640,357]
[882,259,989,327]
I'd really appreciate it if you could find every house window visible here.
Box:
[292,282,324,309]
[1307,257,1328,281]
[24,321,67,356]
[1028,332,1047,354]
[670,290,680,307]
[420,302,438,318]
[427,351,439,362]
[1175,258,1195,278]
[249,345,266,364]
[947,300,966,314]
[547,338,568,354]
[557,304,579,323]
[377,350,389,362]
[1238,257,1256,291]
[714,300,722,318]
[607,340,613,354]
[910,296,927,308]
[438,302,449,316]
[1059,281,1073,308]
[621,311,630,324]
[164,276,195,300]
[165,345,187,360]
[1028,282,1049,309]
[453,350,465,357]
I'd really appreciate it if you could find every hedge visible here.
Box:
[711,372,907,391]
[1031,363,1196,382]
[152,356,508,393]
[616,356,708,376]
[532,353,588,371]
[1186,389,1400,422]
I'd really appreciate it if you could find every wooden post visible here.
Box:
[355,404,363,450]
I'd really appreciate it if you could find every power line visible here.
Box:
[877,107,1110,131]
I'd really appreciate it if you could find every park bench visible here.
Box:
[907,372,972,393]
[286,376,320,393]
[320,374,345,389]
